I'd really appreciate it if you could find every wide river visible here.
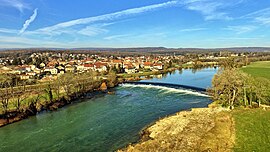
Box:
[0,68,218,152]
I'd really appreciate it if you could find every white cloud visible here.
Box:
[77,26,108,36]
[185,1,227,20]
[243,7,270,25]
[0,0,30,13]
[37,1,180,33]
[104,34,130,40]
[225,25,256,34]
[0,28,18,34]
[180,0,245,20]
[1,1,181,42]
[179,28,207,32]
[19,8,38,34]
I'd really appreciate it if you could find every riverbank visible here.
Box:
[0,84,108,128]
[119,107,235,152]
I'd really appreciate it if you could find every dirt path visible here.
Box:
[119,108,235,152]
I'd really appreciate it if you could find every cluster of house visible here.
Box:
[0,54,165,80]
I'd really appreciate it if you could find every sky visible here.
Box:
[0,0,270,48]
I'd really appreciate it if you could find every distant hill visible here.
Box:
[71,47,270,52]
[1,47,270,54]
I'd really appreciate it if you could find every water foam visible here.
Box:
[119,84,209,97]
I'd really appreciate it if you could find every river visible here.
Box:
[0,68,218,152]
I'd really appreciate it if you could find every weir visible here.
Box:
[122,81,207,92]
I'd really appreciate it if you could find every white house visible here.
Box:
[83,64,95,71]
[94,63,107,72]
[153,63,163,70]
[44,67,58,75]
[76,65,85,72]
[125,66,136,74]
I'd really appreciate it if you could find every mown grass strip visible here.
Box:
[233,109,270,152]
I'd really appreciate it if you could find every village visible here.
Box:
[0,53,165,81]
[0,51,237,82]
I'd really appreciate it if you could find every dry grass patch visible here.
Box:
[119,108,234,152]
[199,111,235,152]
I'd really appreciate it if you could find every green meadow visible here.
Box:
[233,109,270,152]
[241,61,270,80]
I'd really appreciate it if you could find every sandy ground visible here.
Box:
[119,108,235,152]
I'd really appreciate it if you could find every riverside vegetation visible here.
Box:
[209,59,270,108]
[0,71,118,127]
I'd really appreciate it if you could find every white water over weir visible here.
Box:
[120,82,209,97]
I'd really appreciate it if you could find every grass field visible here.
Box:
[233,109,270,152]
[241,61,270,79]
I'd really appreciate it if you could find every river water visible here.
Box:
[0,68,217,152]
[141,67,218,88]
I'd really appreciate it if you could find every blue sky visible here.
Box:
[0,0,270,48]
